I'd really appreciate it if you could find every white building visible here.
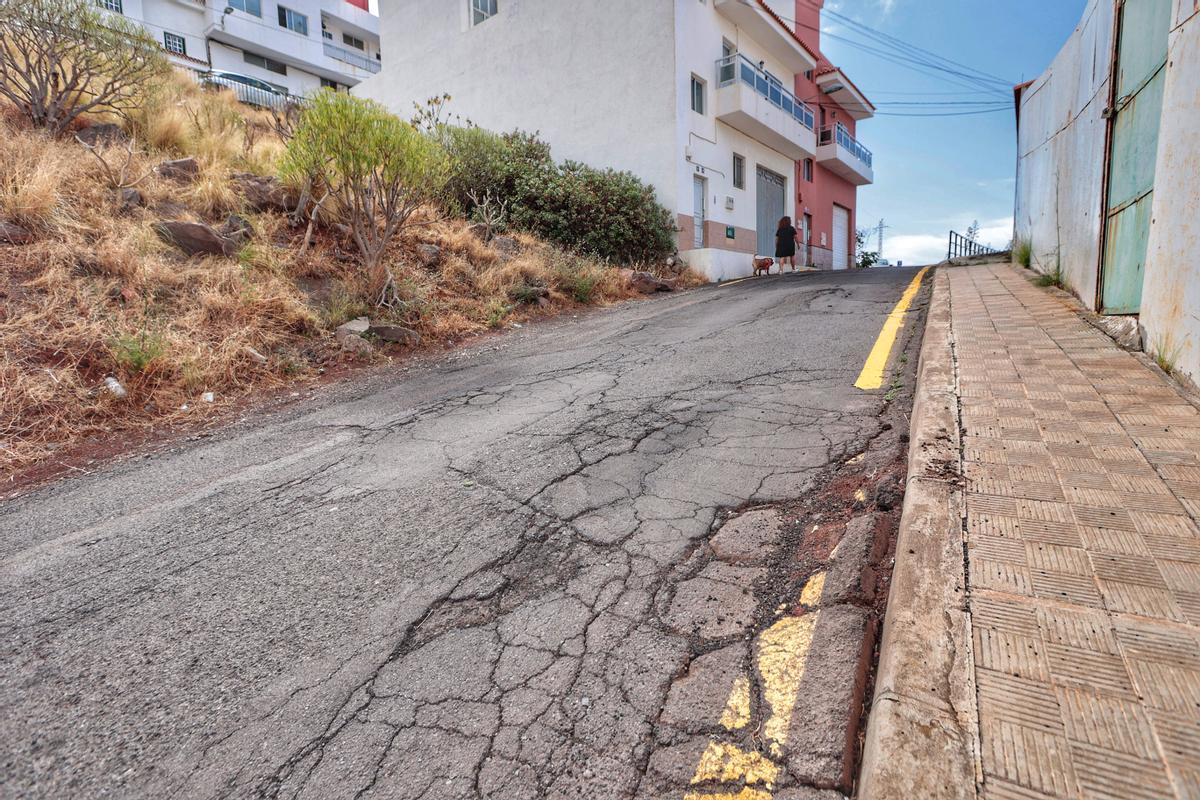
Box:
[355,0,874,281]
[97,0,380,96]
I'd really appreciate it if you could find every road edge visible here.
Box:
[856,266,979,800]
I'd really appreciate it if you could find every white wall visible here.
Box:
[673,0,798,240]
[1013,0,1113,306]
[355,0,679,211]
[109,0,378,91]
[1138,1,1200,384]
[209,41,323,94]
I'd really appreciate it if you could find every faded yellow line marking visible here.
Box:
[720,675,751,730]
[684,587,823,796]
[684,789,773,800]
[756,613,818,757]
[854,266,930,390]
[798,571,826,608]
[689,742,780,786]
[719,276,755,288]
[684,788,773,800]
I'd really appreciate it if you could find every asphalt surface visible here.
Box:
[1,266,924,799]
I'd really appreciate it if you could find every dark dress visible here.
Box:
[775,225,797,258]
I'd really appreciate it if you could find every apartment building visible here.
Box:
[355,0,873,281]
[97,0,380,96]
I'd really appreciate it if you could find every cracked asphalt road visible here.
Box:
[1,266,925,799]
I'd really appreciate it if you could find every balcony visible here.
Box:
[715,54,816,160]
[713,0,817,73]
[323,41,380,73]
[816,123,873,185]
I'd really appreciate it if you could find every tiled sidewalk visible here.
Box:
[951,264,1200,800]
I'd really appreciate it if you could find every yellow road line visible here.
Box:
[854,266,930,390]
[719,276,756,288]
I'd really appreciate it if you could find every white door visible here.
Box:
[693,176,706,249]
[832,204,850,270]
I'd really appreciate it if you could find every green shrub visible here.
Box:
[552,256,602,304]
[281,92,447,306]
[484,300,512,328]
[111,331,165,373]
[509,282,546,305]
[441,127,674,264]
[1015,238,1032,267]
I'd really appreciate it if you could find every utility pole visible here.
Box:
[871,219,890,255]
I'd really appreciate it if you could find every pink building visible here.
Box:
[788,0,875,269]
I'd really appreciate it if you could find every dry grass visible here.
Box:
[0,72,698,477]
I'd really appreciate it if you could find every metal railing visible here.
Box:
[190,70,300,110]
[323,41,380,73]
[946,230,998,260]
[716,53,815,131]
[818,122,872,168]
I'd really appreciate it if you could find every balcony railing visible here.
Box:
[818,122,872,169]
[716,53,814,131]
[323,41,380,73]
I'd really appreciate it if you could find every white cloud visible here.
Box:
[885,234,948,266]
[882,217,1014,266]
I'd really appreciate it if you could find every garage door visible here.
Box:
[756,166,786,256]
[832,204,850,270]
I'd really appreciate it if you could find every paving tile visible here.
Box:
[1071,505,1136,531]
[1025,543,1091,575]
[975,627,1049,681]
[1056,688,1158,756]
[974,593,1042,636]
[1029,569,1103,607]
[1069,740,1175,800]
[977,671,1065,734]
[953,265,1200,800]
[979,719,1078,798]
[1044,645,1135,696]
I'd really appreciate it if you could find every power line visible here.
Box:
[812,2,1013,86]
[777,2,1013,98]
[873,100,1013,106]
[874,107,1012,117]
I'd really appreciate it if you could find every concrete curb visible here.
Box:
[857,268,979,800]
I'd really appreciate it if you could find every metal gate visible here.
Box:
[1100,0,1172,314]
[832,204,850,270]
[693,175,706,249]
[756,166,785,256]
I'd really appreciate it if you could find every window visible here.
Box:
[163,32,186,55]
[243,51,288,76]
[471,0,497,25]
[321,77,340,90]
[277,6,308,35]
[804,69,813,80]
[342,33,365,50]
[690,75,705,115]
[732,154,745,190]
[719,40,735,84]
[95,0,122,12]
[227,0,261,16]
[803,158,814,182]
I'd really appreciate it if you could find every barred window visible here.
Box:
[163,32,186,55]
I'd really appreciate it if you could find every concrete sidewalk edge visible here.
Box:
[857,268,980,800]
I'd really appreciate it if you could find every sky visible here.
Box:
[815,0,1089,265]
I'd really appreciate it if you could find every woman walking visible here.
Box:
[775,216,799,272]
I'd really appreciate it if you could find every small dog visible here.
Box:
[753,257,774,276]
